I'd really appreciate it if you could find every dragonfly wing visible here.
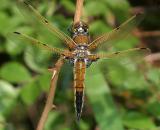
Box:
[87,47,151,89]
[88,13,144,50]
[96,47,150,60]
[8,31,66,54]
[16,1,76,49]
[7,31,71,72]
[87,47,150,78]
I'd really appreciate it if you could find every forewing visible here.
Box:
[89,14,144,51]
[10,31,66,54]
[7,31,64,73]
[16,0,76,49]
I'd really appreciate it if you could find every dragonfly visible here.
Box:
[10,1,150,120]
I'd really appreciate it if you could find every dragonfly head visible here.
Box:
[71,21,89,36]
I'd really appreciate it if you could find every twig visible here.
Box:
[134,30,160,37]
[36,57,64,130]
[74,0,84,24]
[145,53,160,63]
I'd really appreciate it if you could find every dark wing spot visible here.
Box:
[139,47,151,54]
[115,51,120,54]
[140,47,147,50]
[117,27,120,30]
[24,1,29,6]
[44,20,49,24]
[140,47,151,52]
[43,43,47,46]
[13,32,21,35]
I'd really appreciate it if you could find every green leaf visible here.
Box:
[60,0,75,13]
[0,114,5,130]
[0,62,31,83]
[147,69,160,88]
[123,73,149,90]
[6,26,32,56]
[6,38,25,56]
[107,65,148,90]
[105,0,129,10]
[38,73,51,91]
[0,12,10,34]
[24,46,53,73]
[123,112,156,129]
[113,36,139,50]
[104,0,130,22]
[20,80,41,105]
[0,80,19,115]
[0,0,9,9]
[85,1,109,16]
[45,112,65,130]
[102,59,149,90]
[147,101,160,117]
[90,20,111,35]
[79,120,90,130]
[85,67,124,130]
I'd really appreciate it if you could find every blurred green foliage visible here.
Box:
[0,0,160,130]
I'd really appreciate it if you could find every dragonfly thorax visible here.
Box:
[66,45,94,67]
[74,45,90,58]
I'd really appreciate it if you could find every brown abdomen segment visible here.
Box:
[73,60,86,120]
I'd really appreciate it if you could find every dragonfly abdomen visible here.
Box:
[75,90,84,121]
[74,60,86,120]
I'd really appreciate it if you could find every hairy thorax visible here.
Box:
[67,45,93,67]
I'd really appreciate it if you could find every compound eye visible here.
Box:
[73,28,77,33]
[84,28,88,33]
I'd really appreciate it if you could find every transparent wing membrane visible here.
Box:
[10,32,65,54]
[87,56,149,89]
[87,47,151,77]
[7,31,63,72]
[24,44,57,72]
[96,47,150,59]
[17,0,76,49]
[89,14,144,50]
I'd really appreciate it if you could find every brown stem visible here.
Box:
[36,57,64,130]
[74,0,84,24]
[145,53,160,62]
[134,30,160,37]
